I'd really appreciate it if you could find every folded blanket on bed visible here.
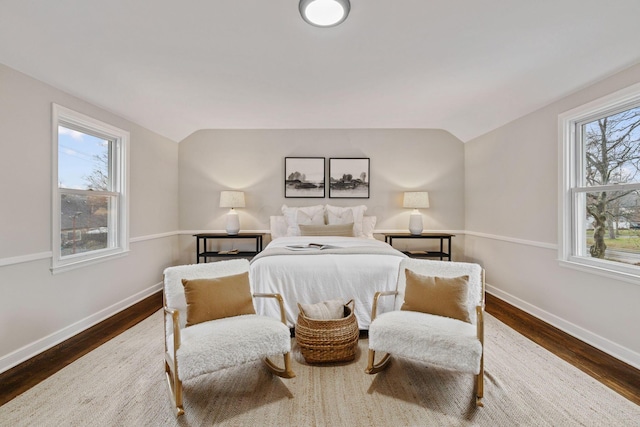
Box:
[251,245,407,263]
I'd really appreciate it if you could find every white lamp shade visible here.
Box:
[219,191,245,208]
[403,192,430,209]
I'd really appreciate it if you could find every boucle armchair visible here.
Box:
[163,259,295,416]
[366,258,485,406]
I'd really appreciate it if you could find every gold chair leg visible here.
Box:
[264,352,296,379]
[165,360,184,416]
[365,349,391,374]
[475,357,484,407]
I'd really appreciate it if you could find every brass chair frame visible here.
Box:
[365,269,485,407]
[163,286,295,416]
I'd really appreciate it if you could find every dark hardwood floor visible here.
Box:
[0,291,638,407]
[485,293,640,406]
[0,291,162,406]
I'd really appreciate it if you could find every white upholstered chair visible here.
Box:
[366,258,485,406]
[163,259,295,416]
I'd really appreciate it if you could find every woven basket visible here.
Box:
[295,299,359,363]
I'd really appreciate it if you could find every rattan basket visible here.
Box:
[295,299,359,363]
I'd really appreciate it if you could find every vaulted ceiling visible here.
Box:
[1,1,639,142]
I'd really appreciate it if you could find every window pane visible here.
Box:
[58,125,110,190]
[60,193,115,256]
[583,106,640,186]
[582,190,640,265]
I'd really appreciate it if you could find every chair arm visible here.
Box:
[164,306,181,354]
[253,293,287,325]
[370,290,398,322]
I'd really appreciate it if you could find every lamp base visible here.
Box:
[226,210,240,235]
[408,211,423,235]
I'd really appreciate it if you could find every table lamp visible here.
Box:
[403,191,429,235]
[219,191,245,235]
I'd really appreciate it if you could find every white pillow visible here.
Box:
[326,205,367,237]
[270,216,288,240]
[362,216,377,239]
[326,207,354,224]
[298,299,345,320]
[281,205,325,236]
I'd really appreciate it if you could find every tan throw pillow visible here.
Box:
[298,299,345,320]
[181,272,255,327]
[299,223,354,237]
[401,269,471,323]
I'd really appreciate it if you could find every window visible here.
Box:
[52,104,129,273]
[559,83,640,282]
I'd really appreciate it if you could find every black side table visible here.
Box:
[194,233,264,263]
[383,233,454,261]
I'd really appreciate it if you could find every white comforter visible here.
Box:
[250,236,407,329]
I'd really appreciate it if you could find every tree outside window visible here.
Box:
[579,105,640,265]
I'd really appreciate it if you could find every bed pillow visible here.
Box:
[181,272,255,327]
[400,269,471,323]
[362,216,376,239]
[325,205,367,237]
[299,223,354,237]
[282,204,325,236]
[270,216,288,240]
[298,299,345,320]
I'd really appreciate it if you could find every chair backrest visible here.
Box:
[394,258,484,324]
[163,259,251,334]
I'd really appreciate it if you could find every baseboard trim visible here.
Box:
[486,284,640,370]
[0,289,162,406]
[485,292,640,406]
[2,287,637,408]
[0,282,162,375]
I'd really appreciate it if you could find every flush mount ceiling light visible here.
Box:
[299,0,350,27]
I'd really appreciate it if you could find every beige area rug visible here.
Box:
[1,310,638,427]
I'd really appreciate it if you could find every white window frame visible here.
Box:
[51,104,130,273]
[559,82,640,284]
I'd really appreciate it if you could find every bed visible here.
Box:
[250,207,407,329]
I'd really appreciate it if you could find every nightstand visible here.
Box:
[383,233,454,261]
[194,233,264,263]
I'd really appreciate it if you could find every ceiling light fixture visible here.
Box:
[299,0,350,27]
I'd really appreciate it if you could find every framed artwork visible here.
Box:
[284,157,325,198]
[329,158,370,199]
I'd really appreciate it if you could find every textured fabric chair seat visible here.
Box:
[369,310,482,374]
[365,258,486,406]
[163,259,295,416]
[167,314,291,380]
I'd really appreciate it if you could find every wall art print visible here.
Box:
[329,158,370,199]
[284,157,325,198]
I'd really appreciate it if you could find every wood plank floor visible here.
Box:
[0,291,638,407]
[485,293,640,406]
[0,292,162,407]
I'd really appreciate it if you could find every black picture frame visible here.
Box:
[284,157,326,198]
[329,158,370,199]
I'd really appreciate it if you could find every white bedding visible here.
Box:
[250,236,407,329]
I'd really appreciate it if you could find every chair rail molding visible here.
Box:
[0,231,180,267]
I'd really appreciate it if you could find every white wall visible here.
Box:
[4,55,638,375]
[0,64,180,373]
[177,129,466,264]
[465,63,640,368]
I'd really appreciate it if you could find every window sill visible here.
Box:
[51,249,130,274]
[558,258,640,286]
